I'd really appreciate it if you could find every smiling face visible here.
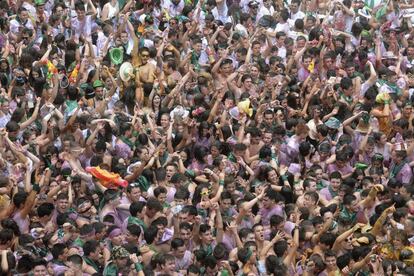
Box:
[160,113,170,128]
[325,255,336,270]
[140,50,150,64]
[57,198,69,213]
[128,187,141,202]
[267,170,278,184]
[75,8,85,20]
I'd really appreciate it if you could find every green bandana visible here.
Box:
[137,176,150,192]
[120,136,134,149]
[389,160,407,179]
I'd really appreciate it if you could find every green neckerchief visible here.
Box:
[201,243,213,256]
[316,180,326,190]
[83,256,100,272]
[191,51,201,71]
[65,100,78,114]
[286,130,295,137]
[389,160,407,179]
[128,216,147,231]
[103,262,118,276]
[348,71,363,80]
[228,152,237,163]
[137,175,150,192]
[339,206,356,225]
[328,185,338,198]
[377,79,402,95]
[340,92,353,105]
[73,237,84,247]
[120,135,134,149]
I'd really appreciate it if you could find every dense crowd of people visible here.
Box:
[0,0,414,274]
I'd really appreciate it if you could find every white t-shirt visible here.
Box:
[288,10,305,26]
[162,0,184,17]
[71,15,93,38]
[212,2,231,23]
[10,18,34,34]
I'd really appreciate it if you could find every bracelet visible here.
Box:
[219,179,225,186]
[383,100,390,104]
[135,263,143,272]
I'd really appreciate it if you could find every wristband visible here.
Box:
[135,263,143,272]
[383,100,390,104]
[219,179,225,186]
[32,183,41,193]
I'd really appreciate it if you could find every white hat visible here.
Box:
[119,62,134,82]
[170,105,189,119]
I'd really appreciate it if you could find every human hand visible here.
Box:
[279,165,288,176]
[373,184,384,192]
[272,231,286,243]
[341,265,350,275]
[332,106,339,115]
[129,253,141,264]
[353,223,365,231]
[257,187,266,199]
[385,204,396,214]
[227,221,238,233]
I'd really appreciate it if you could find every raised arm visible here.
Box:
[20,97,41,130]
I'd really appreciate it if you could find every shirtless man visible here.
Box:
[212,50,233,92]
[136,47,156,104]
[246,127,264,158]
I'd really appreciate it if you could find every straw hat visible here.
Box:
[119,62,134,82]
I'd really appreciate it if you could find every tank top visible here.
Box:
[13,211,29,234]
[107,2,119,19]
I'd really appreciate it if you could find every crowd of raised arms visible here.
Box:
[1,0,414,275]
